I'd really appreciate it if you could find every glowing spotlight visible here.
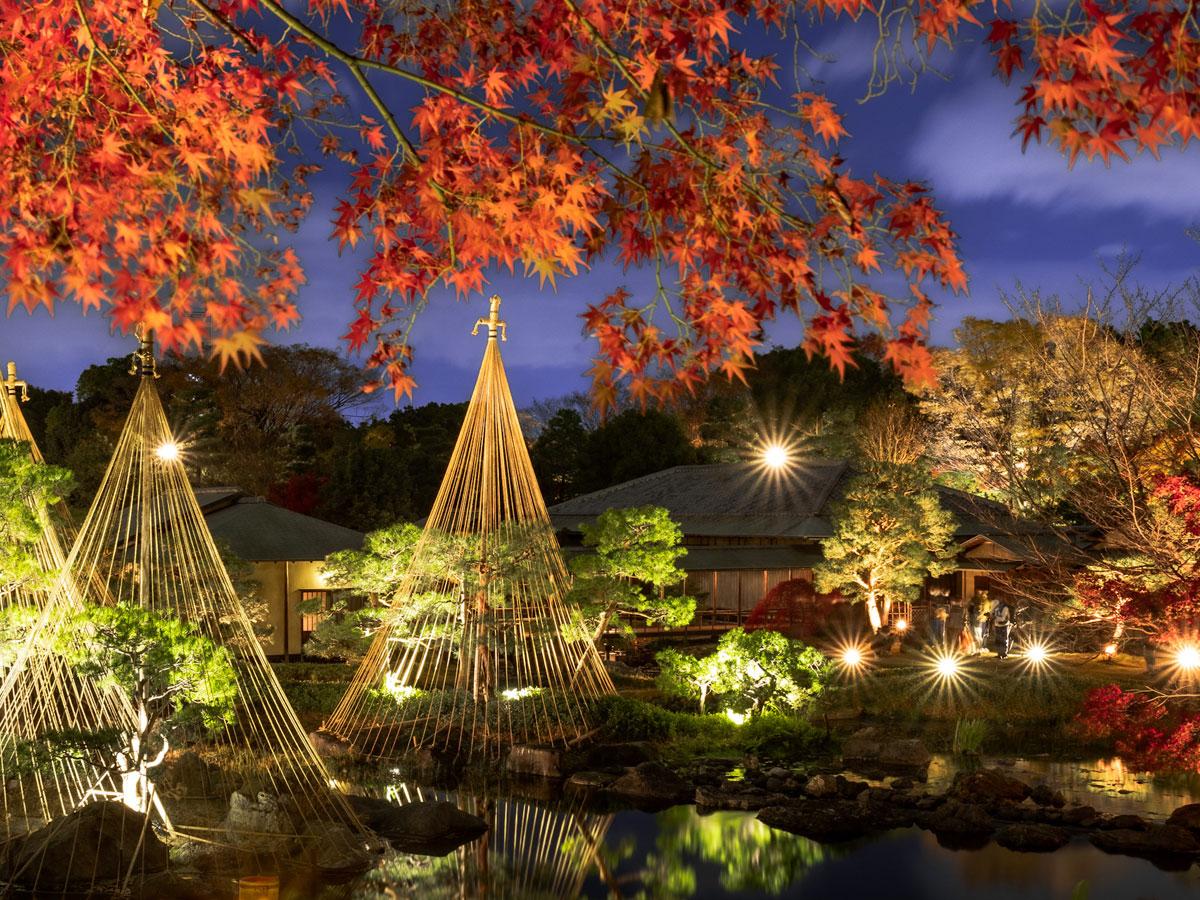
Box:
[1025,642,1049,665]
[762,443,790,470]
[1176,644,1200,671]
[1103,642,1118,660]
[934,654,960,679]
[725,709,747,726]
[894,618,908,633]
[154,441,180,462]
[841,647,864,668]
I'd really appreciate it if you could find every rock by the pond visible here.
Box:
[223,791,294,852]
[346,797,488,855]
[759,801,872,842]
[1102,813,1149,831]
[921,799,996,840]
[1166,803,1200,834]
[949,769,1031,804]
[155,750,221,800]
[565,771,618,793]
[759,798,912,842]
[804,774,839,798]
[1090,824,1200,861]
[1060,805,1101,828]
[309,729,356,761]
[995,823,1070,852]
[578,742,657,769]
[3,801,168,890]
[1029,783,1066,808]
[695,783,782,811]
[506,745,562,779]
[299,821,375,873]
[842,727,930,770]
[608,762,693,809]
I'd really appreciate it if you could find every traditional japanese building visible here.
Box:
[196,487,364,659]
[549,461,1084,635]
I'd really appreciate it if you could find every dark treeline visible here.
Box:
[21,342,907,532]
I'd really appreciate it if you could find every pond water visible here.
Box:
[340,757,1200,900]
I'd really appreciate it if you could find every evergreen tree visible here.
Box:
[815,462,957,632]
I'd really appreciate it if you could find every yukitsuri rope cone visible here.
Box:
[324,296,614,761]
[356,782,614,898]
[0,362,142,850]
[0,337,369,895]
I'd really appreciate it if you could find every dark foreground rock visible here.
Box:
[1090,824,1200,865]
[841,727,931,771]
[299,820,375,873]
[1,801,168,890]
[948,769,1031,805]
[695,784,782,812]
[995,823,1070,852]
[506,746,562,778]
[608,762,694,809]
[1167,803,1200,834]
[919,799,996,843]
[347,796,488,855]
[758,798,914,843]
[309,730,357,761]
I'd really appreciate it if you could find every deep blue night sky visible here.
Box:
[1,15,1196,410]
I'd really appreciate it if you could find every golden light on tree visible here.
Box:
[1104,642,1118,659]
[154,441,180,462]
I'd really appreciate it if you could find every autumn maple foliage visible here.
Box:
[1,0,1195,400]
[1075,476,1200,772]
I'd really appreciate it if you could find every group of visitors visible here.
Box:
[929,589,1015,658]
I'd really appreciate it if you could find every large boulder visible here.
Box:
[309,730,357,762]
[608,762,693,809]
[298,821,375,874]
[995,823,1070,852]
[1166,803,1200,834]
[3,801,168,890]
[804,774,840,799]
[506,746,562,779]
[223,791,295,852]
[154,750,221,800]
[1090,824,1200,862]
[949,769,1031,805]
[842,728,930,771]
[920,800,996,843]
[758,799,911,843]
[695,784,782,812]
[347,797,488,855]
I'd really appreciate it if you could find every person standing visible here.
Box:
[991,597,1013,659]
[946,599,966,652]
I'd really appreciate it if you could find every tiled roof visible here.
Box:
[549,461,1064,544]
[199,490,363,562]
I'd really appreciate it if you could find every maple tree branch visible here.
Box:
[558,0,810,234]
[253,0,417,166]
[72,0,173,142]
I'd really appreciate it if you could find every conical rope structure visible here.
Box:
[324,296,614,761]
[0,339,369,892]
[0,362,142,845]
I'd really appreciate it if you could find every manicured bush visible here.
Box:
[656,628,831,716]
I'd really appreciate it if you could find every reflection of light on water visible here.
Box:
[925,755,1200,821]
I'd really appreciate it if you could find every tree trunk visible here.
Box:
[865,593,882,633]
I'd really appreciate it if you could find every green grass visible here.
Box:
[590,695,828,764]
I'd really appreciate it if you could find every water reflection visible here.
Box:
[926,755,1200,819]
[351,783,613,899]
[342,757,1200,900]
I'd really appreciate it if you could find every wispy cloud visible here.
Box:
[909,79,1200,219]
